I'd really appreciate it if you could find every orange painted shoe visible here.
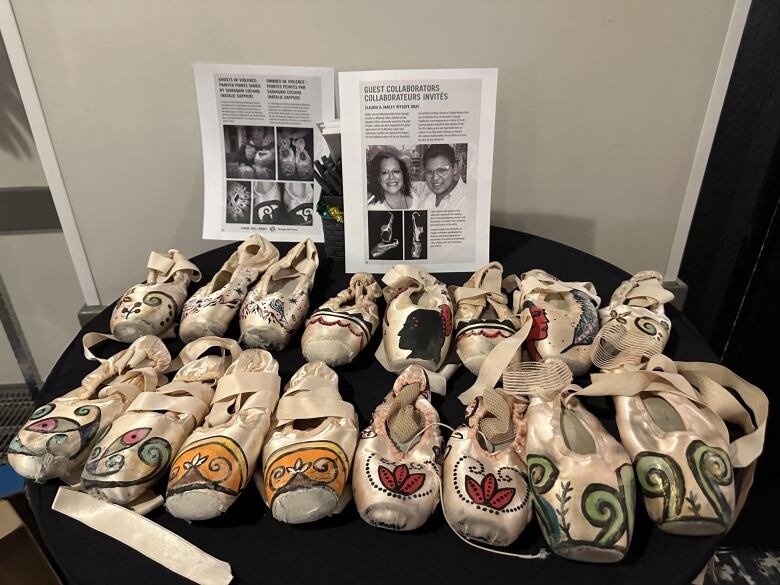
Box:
[258,361,358,524]
[166,349,281,520]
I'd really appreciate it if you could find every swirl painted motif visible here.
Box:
[7,404,102,462]
[635,450,685,522]
[528,454,634,554]
[167,436,249,497]
[82,427,172,489]
[263,440,349,505]
[686,440,733,527]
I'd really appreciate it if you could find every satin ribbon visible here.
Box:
[458,310,533,405]
[273,375,355,427]
[53,488,232,585]
[147,249,201,284]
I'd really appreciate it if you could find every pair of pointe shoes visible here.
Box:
[447,335,766,562]
[8,334,283,521]
[452,264,601,376]
[109,236,319,352]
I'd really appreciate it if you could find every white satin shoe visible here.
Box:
[504,269,600,376]
[376,265,454,373]
[442,387,533,546]
[239,239,319,350]
[301,273,382,366]
[352,365,443,531]
[179,235,279,342]
[452,262,519,375]
[258,361,358,524]
[583,356,767,537]
[8,334,170,482]
[591,271,674,371]
[519,360,636,563]
[110,250,201,342]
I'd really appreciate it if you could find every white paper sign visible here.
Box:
[339,69,497,272]
[195,64,334,241]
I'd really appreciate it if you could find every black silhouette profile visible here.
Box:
[398,309,445,362]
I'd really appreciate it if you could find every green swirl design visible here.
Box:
[686,440,733,526]
[30,403,54,420]
[527,454,559,494]
[139,437,171,473]
[582,483,627,547]
[527,454,561,544]
[635,451,684,521]
[619,463,636,539]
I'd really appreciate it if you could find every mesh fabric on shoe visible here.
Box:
[478,389,515,446]
[386,383,424,444]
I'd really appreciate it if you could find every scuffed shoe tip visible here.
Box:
[166,490,229,522]
[271,487,339,524]
[302,339,354,367]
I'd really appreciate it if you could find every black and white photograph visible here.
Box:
[224,125,276,180]
[367,210,403,260]
[252,182,314,226]
[403,210,427,260]
[365,143,468,210]
[277,127,315,182]
[225,180,252,224]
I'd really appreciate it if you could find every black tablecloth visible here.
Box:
[27,228,722,585]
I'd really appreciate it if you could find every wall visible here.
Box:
[0,35,82,385]
[10,0,735,304]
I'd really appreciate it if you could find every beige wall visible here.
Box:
[11,0,734,304]
[0,32,45,187]
[0,36,82,384]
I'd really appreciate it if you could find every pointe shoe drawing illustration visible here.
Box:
[411,211,424,259]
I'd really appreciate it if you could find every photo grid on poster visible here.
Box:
[223,125,316,228]
[196,65,334,241]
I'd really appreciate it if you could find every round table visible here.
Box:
[28,228,722,585]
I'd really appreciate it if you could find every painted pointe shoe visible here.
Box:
[179,235,279,342]
[81,338,242,505]
[166,349,281,520]
[582,355,767,536]
[453,262,520,375]
[505,269,600,376]
[443,388,533,546]
[239,239,319,350]
[301,273,382,366]
[376,265,454,373]
[520,360,636,563]
[258,361,358,524]
[111,249,202,343]
[591,271,674,371]
[353,365,443,531]
[8,335,170,482]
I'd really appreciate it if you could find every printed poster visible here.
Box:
[195,64,334,241]
[339,68,497,272]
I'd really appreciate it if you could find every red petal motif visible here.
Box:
[378,465,396,490]
[394,464,409,486]
[465,475,485,504]
[399,473,425,495]
[482,473,497,500]
[487,487,516,510]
